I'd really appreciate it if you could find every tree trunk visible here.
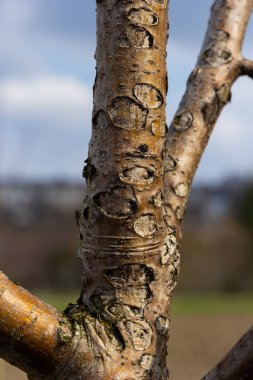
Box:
[0,0,253,379]
[76,0,174,378]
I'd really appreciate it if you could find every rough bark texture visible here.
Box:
[0,0,253,379]
[76,0,175,378]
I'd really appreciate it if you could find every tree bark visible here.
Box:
[0,272,75,379]
[0,0,253,379]
[77,1,174,378]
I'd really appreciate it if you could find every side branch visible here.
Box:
[164,0,253,223]
[201,326,253,380]
[240,59,253,79]
[0,271,75,379]
[0,271,134,379]
[163,1,253,379]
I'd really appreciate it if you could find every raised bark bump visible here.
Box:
[119,25,154,49]
[124,320,152,351]
[126,8,159,26]
[140,353,154,370]
[107,96,148,130]
[119,166,155,186]
[134,83,163,109]
[93,186,138,219]
[134,214,157,238]
[104,264,155,302]
[172,110,193,132]
[203,45,232,67]
[174,182,188,198]
[151,118,167,136]
[153,190,163,208]
[144,0,168,10]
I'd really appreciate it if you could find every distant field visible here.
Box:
[171,293,253,315]
[35,291,253,314]
[1,293,252,380]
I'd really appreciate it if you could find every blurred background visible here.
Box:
[0,0,252,379]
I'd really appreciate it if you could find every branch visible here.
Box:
[201,326,253,380]
[0,271,131,379]
[163,2,253,379]
[240,59,253,79]
[164,0,253,225]
[0,271,73,379]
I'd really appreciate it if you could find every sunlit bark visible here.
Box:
[77,1,173,378]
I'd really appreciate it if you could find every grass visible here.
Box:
[36,291,253,315]
[37,291,79,311]
[171,293,253,315]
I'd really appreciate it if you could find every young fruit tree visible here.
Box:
[0,0,253,379]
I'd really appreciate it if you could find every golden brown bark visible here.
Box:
[0,0,253,379]
[77,0,175,378]
[0,272,74,379]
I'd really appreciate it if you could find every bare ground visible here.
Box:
[1,313,252,379]
[169,314,252,379]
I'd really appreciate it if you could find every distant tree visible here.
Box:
[0,0,253,379]
[237,181,253,233]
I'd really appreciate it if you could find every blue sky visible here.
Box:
[1,0,253,183]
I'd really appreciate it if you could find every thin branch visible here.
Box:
[163,2,253,379]
[201,326,253,380]
[164,0,253,226]
[240,58,253,79]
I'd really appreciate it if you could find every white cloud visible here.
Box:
[0,75,93,179]
[1,75,92,129]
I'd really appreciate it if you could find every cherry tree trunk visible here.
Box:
[0,0,253,379]
[76,0,176,378]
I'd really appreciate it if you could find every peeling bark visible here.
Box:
[0,0,253,379]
